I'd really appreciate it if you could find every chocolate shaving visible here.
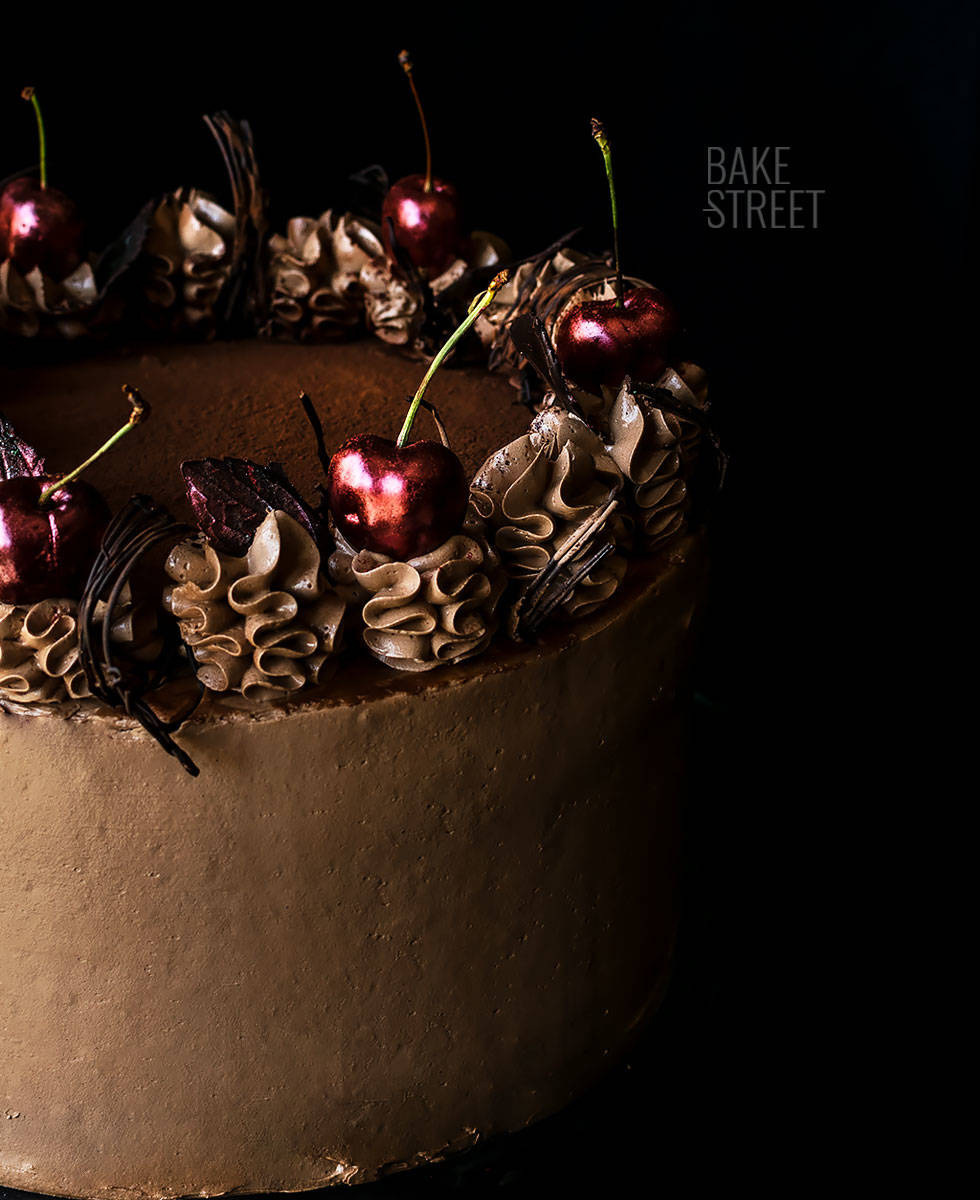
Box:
[78,495,203,777]
[181,456,319,558]
[0,412,46,480]
[0,164,38,192]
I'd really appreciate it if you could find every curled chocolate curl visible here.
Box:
[202,112,268,332]
[0,589,160,705]
[474,242,587,376]
[470,405,627,628]
[607,365,710,552]
[475,245,658,420]
[78,495,203,776]
[329,521,505,672]
[165,510,346,702]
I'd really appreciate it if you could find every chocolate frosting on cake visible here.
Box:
[0,337,709,1199]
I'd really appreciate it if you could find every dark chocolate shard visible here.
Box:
[95,196,159,294]
[516,495,622,638]
[0,411,46,481]
[507,314,579,411]
[181,456,319,558]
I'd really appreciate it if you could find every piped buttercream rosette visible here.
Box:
[328,518,506,672]
[470,404,628,630]
[0,257,103,340]
[0,589,160,706]
[164,509,345,702]
[264,210,386,342]
[606,363,709,552]
[262,207,507,354]
[139,188,236,336]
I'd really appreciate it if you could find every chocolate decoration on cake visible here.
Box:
[181,456,321,558]
[165,509,346,701]
[77,494,204,776]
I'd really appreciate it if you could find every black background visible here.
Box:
[2,1,973,1193]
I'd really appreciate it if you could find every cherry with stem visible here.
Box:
[327,272,508,560]
[0,387,149,605]
[381,51,463,277]
[554,117,680,394]
[0,86,85,279]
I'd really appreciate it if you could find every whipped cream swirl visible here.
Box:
[164,510,345,701]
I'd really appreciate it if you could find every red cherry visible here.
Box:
[0,176,85,279]
[0,476,109,605]
[381,173,462,277]
[554,286,680,394]
[327,433,468,561]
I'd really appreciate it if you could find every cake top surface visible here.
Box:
[0,337,531,523]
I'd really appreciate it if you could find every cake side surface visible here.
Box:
[0,535,705,1200]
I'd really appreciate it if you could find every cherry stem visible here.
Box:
[399,50,433,194]
[396,270,509,448]
[22,87,47,190]
[592,117,623,307]
[39,386,149,508]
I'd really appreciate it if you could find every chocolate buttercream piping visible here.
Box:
[470,405,627,624]
[263,211,381,341]
[0,599,88,702]
[329,522,505,672]
[140,188,236,336]
[165,510,345,701]
[607,366,710,551]
[0,589,159,705]
[0,257,104,340]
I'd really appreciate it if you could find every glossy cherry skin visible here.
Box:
[554,287,680,394]
[381,173,462,277]
[327,433,468,561]
[0,476,110,605]
[0,176,85,279]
